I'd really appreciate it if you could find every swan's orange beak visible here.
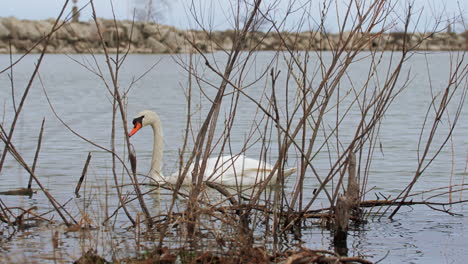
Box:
[129,122,142,137]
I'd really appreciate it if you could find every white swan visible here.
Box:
[129,110,296,186]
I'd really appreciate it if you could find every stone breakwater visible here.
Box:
[0,17,466,54]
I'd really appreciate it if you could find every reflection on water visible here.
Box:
[0,52,466,263]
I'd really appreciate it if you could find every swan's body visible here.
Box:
[130,110,296,186]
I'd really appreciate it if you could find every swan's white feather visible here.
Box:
[132,110,296,186]
[161,155,296,186]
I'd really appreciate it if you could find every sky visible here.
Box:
[1,0,466,32]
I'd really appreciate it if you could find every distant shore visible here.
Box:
[0,17,466,54]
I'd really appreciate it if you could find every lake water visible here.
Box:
[0,52,467,263]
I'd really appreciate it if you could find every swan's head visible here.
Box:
[129,110,159,137]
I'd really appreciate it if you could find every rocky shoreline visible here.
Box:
[0,17,466,54]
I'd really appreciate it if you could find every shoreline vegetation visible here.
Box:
[0,17,466,54]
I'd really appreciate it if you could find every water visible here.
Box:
[0,51,467,263]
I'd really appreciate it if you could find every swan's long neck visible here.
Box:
[150,118,165,182]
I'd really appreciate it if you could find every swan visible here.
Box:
[129,110,296,186]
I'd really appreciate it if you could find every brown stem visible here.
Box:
[28,118,45,191]
[75,152,92,198]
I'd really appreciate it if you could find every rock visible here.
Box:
[219,36,233,50]
[328,34,340,46]
[185,30,198,39]
[432,32,451,41]
[142,23,175,41]
[120,21,144,43]
[376,33,393,47]
[134,46,152,53]
[95,18,115,29]
[283,34,305,50]
[186,33,210,52]
[35,20,54,37]
[0,45,16,53]
[102,26,122,47]
[177,45,196,53]
[52,39,78,53]
[410,33,421,43]
[56,24,73,40]
[454,34,467,49]
[12,39,34,52]
[297,32,312,46]
[161,25,179,37]
[21,20,43,40]
[74,41,90,53]
[2,18,42,40]
[69,22,99,42]
[146,37,168,53]
[141,23,159,37]
[261,35,278,49]
[162,31,186,52]
[186,31,214,52]
[0,21,11,39]
[426,44,442,51]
